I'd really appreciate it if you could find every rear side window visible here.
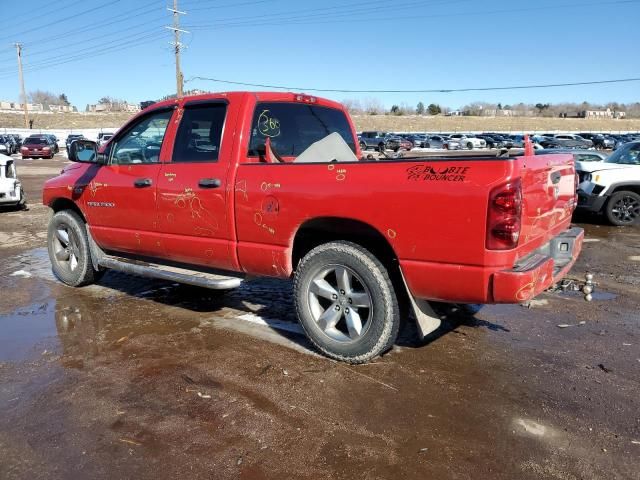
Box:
[173,103,227,163]
[247,102,355,157]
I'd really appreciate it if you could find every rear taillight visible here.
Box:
[487,179,522,250]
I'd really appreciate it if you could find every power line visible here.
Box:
[0,26,165,73]
[0,32,166,81]
[186,75,640,93]
[183,0,460,27]
[182,0,639,29]
[0,0,124,43]
[0,0,163,62]
[186,0,279,11]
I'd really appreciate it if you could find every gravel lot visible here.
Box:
[1,154,639,480]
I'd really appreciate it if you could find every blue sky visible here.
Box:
[0,0,638,110]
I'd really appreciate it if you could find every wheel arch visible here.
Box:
[608,182,640,196]
[49,197,87,223]
[291,217,399,275]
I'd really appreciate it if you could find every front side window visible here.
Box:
[110,109,173,165]
[247,102,355,158]
[173,103,227,163]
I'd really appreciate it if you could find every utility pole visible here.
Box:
[14,43,29,128]
[166,1,188,98]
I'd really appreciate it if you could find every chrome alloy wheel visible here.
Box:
[307,265,373,343]
[52,225,80,272]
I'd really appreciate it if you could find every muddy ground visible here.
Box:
[1,155,638,480]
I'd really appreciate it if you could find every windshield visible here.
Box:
[605,142,640,165]
[25,138,47,145]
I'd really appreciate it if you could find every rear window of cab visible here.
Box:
[247,102,355,158]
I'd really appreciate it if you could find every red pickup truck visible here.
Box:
[43,91,583,363]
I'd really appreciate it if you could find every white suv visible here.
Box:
[576,141,640,225]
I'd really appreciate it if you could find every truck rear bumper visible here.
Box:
[492,227,584,302]
[400,227,584,304]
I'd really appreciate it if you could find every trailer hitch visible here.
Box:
[551,272,596,302]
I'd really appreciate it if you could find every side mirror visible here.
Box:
[69,140,103,164]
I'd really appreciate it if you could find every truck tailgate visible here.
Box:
[517,153,577,252]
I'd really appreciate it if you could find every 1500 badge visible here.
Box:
[87,201,116,208]
[407,164,470,182]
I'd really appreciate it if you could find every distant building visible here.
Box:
[446,110,464,116]
[48,104,75,113]
[18,103,44,112]
[481,109,516,117]
[87,101,141,113]
[561,108,626,119]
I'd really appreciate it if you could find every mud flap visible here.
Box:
[399,271,441,338]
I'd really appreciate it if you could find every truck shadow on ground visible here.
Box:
[84,271,510,355]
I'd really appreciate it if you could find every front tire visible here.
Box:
[605,191,640,226]
[48,210,101,287]
[294,241,400,363]
[466,142,474,150]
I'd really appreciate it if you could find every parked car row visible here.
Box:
[357,131,640,152]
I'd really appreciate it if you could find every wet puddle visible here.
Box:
[0,299,59,362]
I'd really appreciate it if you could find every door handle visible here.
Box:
[134,178,152,188]
[198,178,221,188]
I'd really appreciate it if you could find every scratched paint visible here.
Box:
[235,180,249,201]
[160,187,219,234]
[254,212,276,235]
[260,181,282,192]
[88,181,108,197]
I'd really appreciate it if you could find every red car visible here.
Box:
[43,91,583,363]
[21,136,55,159]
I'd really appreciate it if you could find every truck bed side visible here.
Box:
[233,154,577,304]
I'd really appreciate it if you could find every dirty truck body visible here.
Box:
[43,91,583,363]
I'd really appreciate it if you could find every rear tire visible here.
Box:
[48,210,100,287]
[466,142,474,150]
[294,241,400,363]
[359,141,367,151]
[605,191,640,226]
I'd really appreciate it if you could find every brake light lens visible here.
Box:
[294,94,317,104]
[487,179,522,250]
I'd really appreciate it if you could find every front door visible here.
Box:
[155,101,238,271]
[83,108,174,256]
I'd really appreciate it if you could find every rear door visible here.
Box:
[155,99,240,271]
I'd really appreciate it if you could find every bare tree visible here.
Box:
[28,90,61,105]
[362,97,384,115]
